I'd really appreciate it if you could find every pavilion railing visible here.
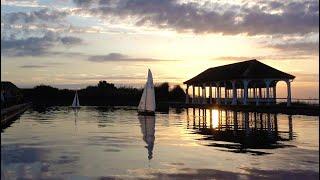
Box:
[187,97,319,106]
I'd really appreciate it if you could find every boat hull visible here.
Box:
[138,111,155,116]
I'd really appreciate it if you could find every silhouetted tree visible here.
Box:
[169,85,186,102]
[98,81,115,89]
[155,82,169,102]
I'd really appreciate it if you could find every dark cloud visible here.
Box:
[60,36,83,45]
[1,32,83,57]
[20,62,66,68]
[87,53,179,62]
[20,65,48,68]
[63,75,146,81]
[72,0,96,7]
[213,54,317,61]
[213,40,318,61]
[3,8,67,24]
[1,7,111,46]
[88,53,128,61]
[72,0,319,35]
[56,74,184,84]
[269,42,319,54]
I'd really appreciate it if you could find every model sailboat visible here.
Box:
[138,69,156,115]
[72,90,80,108]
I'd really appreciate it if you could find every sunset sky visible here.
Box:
[1,0,319,98]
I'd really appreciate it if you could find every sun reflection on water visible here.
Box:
[211,109,219,128]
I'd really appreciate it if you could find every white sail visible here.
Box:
[138,83,147,111]
[72,91,80,107]
[138,69,156,112]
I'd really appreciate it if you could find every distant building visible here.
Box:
[184,59,295,106]
[1,81,23,107]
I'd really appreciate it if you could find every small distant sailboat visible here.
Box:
[72,90,80,109]
[138,69,156,116]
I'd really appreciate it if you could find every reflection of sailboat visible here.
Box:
[71,90,80,109]
[138,69,156,116]
[138,115,156,160]
[73,108,78,127]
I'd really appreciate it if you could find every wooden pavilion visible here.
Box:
[183,59,295,106]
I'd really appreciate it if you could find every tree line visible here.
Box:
[21,81,186,108]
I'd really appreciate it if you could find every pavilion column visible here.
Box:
[185,85,189,104]
[253,86,256,103]
[273,85,277,103]
[255,87,259,106]
[209,83,212,104]
[231,80,237,105]
[216,82,220,104]
[265,79,271,105]
[192,85,195,104]
[259,87,262,104]
[224,81,227,105]
[286,79,292,107]
[197,86,201,104]
[243,80,249,105]
[202,84,206,104]
[195,86,198,104]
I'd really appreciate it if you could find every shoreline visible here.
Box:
[23,102,319,116]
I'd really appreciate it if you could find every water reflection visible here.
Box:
[1,106,318,179]
[73,108,78,128]
[138,115,156,160]
[187,108,295,155]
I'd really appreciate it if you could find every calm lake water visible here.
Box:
[1,106,319,179]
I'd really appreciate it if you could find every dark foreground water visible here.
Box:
[1,106,319,179]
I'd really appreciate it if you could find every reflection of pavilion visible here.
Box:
[187,108,294,155]
[138,115,156,160]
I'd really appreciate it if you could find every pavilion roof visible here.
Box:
[184,59,295,85]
